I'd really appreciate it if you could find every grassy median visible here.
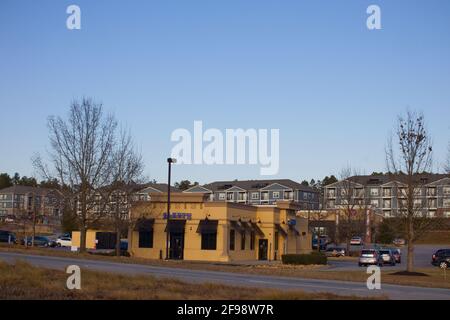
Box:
[0,261,375,300]
[1,244,449,290]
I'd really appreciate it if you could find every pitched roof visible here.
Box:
[203,179,317,193]
[344,173,450,186]
[0,185,62,196]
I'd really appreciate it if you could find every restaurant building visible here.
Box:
[128,193,312,262]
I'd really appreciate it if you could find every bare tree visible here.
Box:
[103,129,145,256]
[445,142,450,174]
[386,109,434,272]
[34,98,117,252]
[338,167,367,255]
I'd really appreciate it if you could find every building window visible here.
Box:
[138,231,153,248]
[427,187,436,197]
[201,233,217,250]
[428,199,437,208]
[241,232,246,250]
[444,211,450,218]
[218,193,225,200]
[251,192,259,200]
[370,199,379,208]
[250,231,255,250]
[444,187,450,196]
[274,232,279,251]
[273,192,280,199]
[226,193,234,201]
[383,188,391,197]
[284,191,293,200]
[383,199,391,208]
[327,200,335,209]
[237,192,246,201]
[229,229,235,251]
[327,189,336,198]
[354,188,364,198]
[370,188,379,196]
[444,199,450,208]
[414,199,423,207]
[261,192,269,201]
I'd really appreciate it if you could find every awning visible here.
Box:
[275,224,288,237]
[164,220,186,233]
[289,224,300,236]
[230,221,244,233]
[239,221,252,231]
[134,218,155,232]
[197,219,218,234]
[250,222,264,236]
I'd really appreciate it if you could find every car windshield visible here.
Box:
[379,250,389,254]
[361,250,375,256]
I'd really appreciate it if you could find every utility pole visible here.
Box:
[165,158,176,260]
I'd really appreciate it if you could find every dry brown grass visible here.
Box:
[0,261,373,300]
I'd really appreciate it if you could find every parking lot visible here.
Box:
[326,244,445,271]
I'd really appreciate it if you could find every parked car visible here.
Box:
[393,238,406,246]
[379,249,396,266]
[358,249,383,267]
[312,235,329,251]
[0,230,17,244]
[21,236,53,247]
[56,236,72,247]
[389,248,401,263]
[325,247,346,257]
[350,236,364,246]
[4,216,15,223]
[431,249,450,269]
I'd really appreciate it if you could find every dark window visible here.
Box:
[250,231,255,250]
[241,232,246,250]
[230,229,235,251]
[201,232,217,250]
[139,231,153,248]
[274,231,279,251]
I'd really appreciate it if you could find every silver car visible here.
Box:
[358,249,383,267]
[379,249,396,266]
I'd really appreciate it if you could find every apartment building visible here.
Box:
[0,185,63,224]
[88,183,179,218]
[183,179,320,210]
[323,174,450,218]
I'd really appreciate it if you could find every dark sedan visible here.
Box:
[21,236,53,247]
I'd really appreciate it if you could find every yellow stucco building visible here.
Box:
[128,193,312,262]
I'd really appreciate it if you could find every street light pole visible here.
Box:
[166,158,176,260]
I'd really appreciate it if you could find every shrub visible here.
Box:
[281,252,327,265]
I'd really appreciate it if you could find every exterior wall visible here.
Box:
[72,230,100,249]
[128,194,311,262]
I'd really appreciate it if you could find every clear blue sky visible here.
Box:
[1,0,449,184]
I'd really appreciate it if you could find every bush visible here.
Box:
[281,252,327,265]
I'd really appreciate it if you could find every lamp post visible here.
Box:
[166,158,176,260]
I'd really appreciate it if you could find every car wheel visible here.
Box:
[439,261,448,269]
[57,243,62,247]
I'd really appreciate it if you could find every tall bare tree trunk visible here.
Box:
[115,225,121,257]
[406,217,414,272]
[79,224,87,253]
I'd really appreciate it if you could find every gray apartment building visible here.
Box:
[183,179,320,209]
[0,185,64,224]
[323,174,450,218]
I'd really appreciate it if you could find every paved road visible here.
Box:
[1,252,450,300]
[328,244,446,271]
